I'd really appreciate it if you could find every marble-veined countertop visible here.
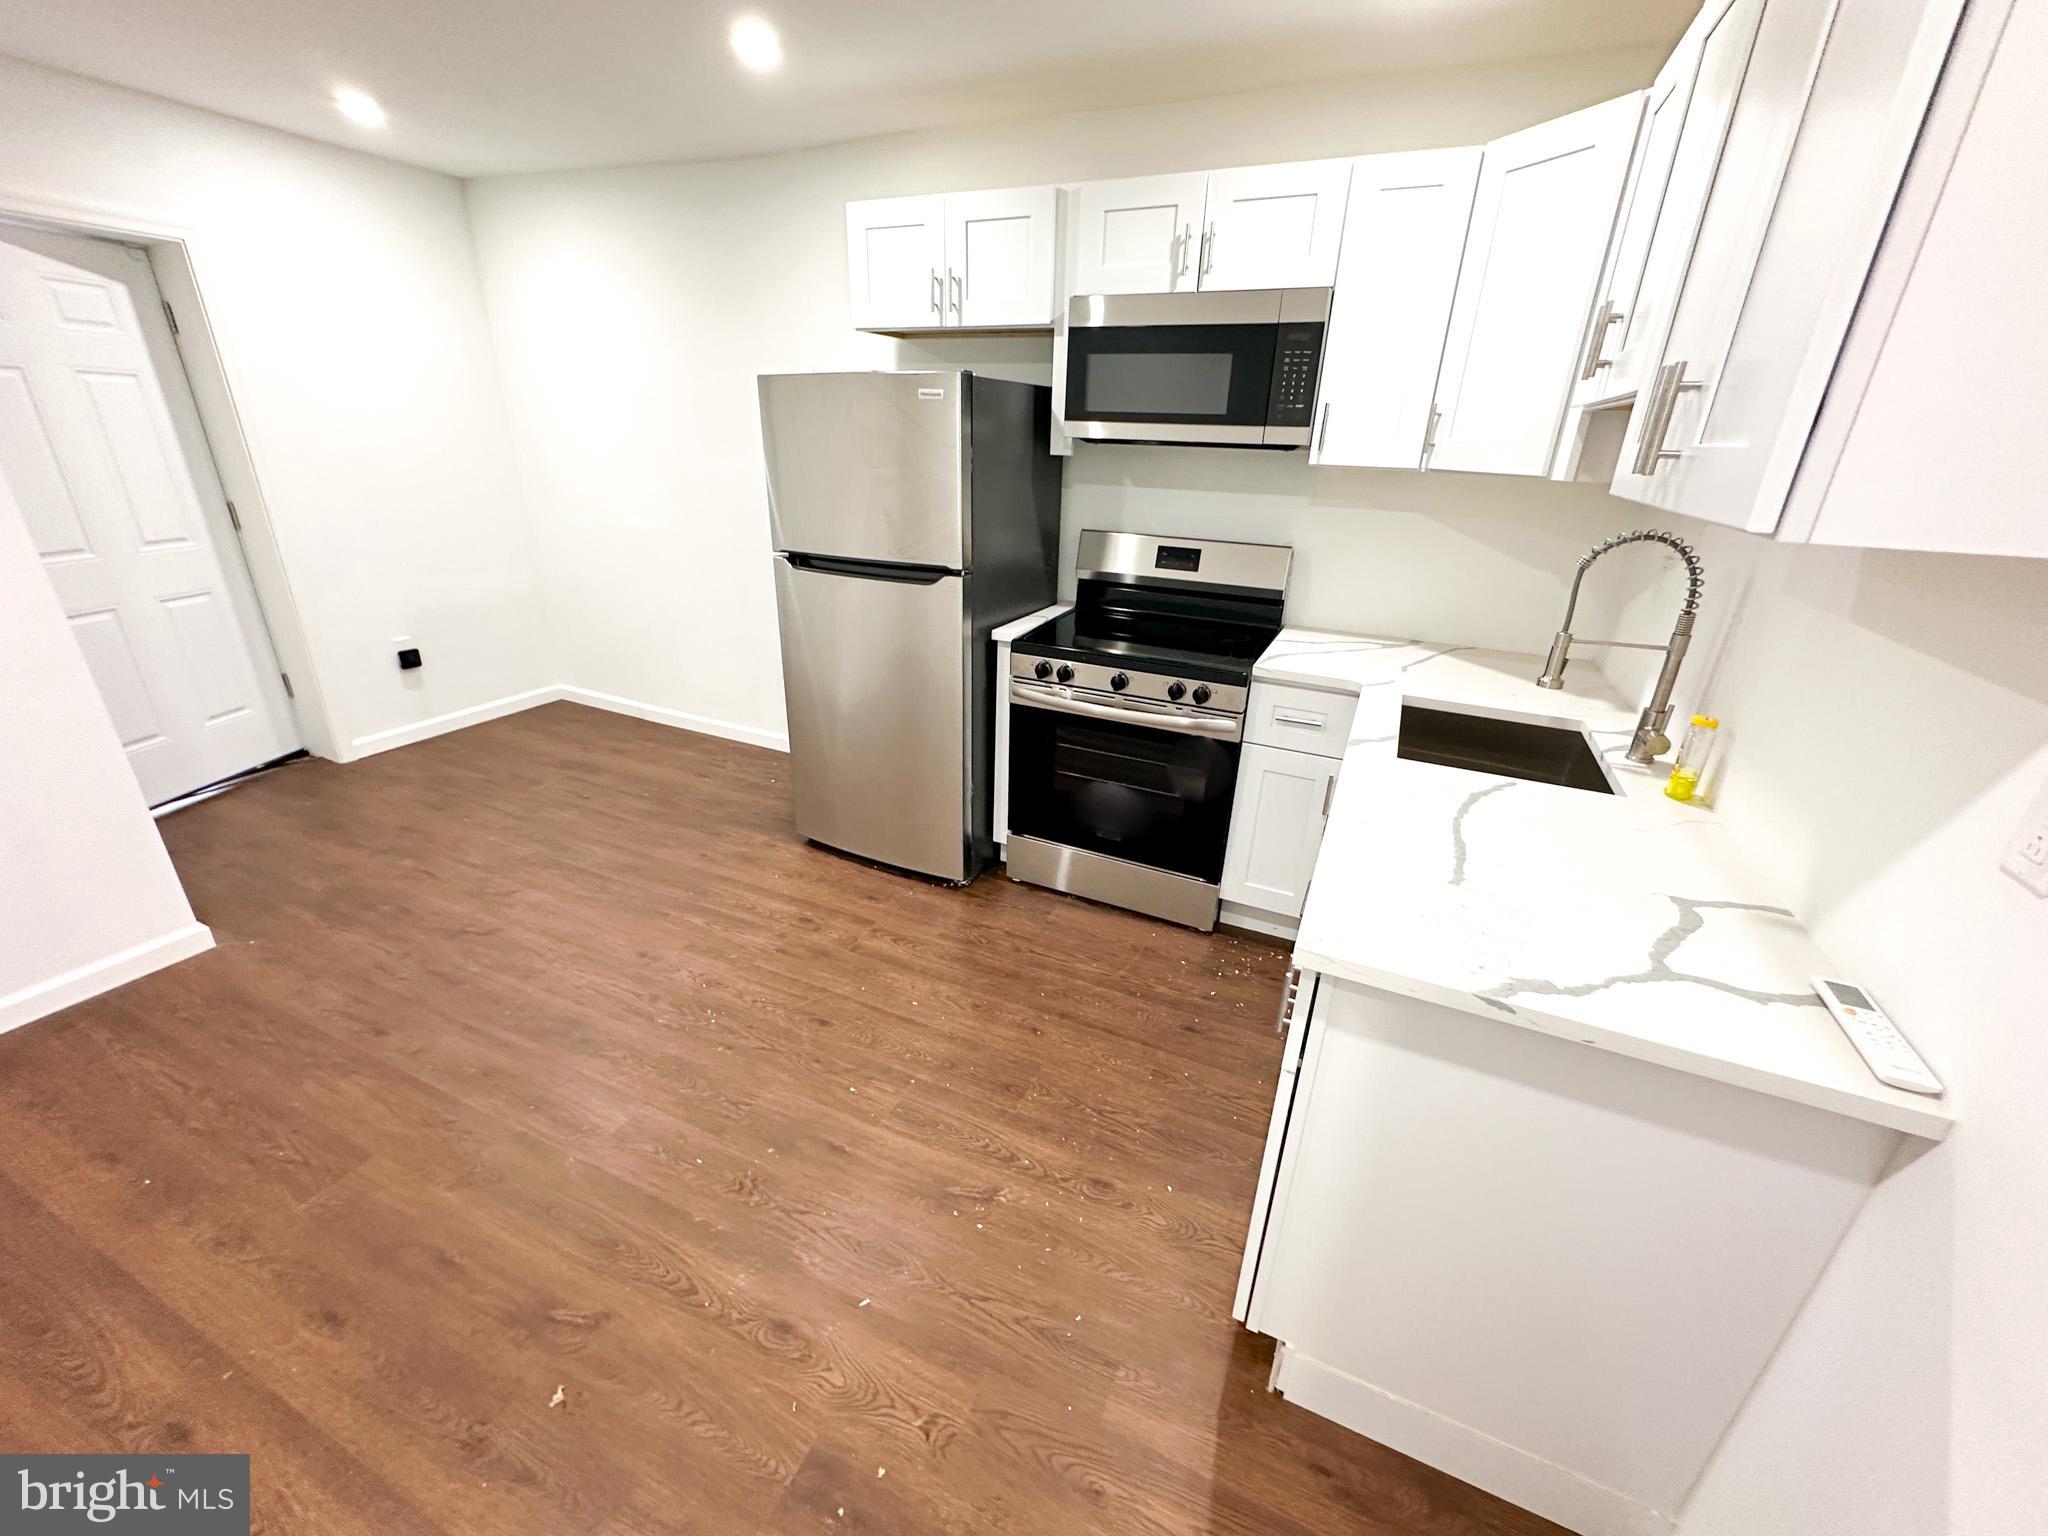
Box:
[1261,628,1951,1141]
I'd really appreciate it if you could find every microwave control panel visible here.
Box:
[1266,322,1325,433]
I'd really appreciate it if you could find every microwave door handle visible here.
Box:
[1009,679,1241,740]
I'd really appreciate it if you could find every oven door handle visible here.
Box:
[1008,678,1243,741]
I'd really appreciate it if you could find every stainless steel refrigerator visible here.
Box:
[760,371,1059,883]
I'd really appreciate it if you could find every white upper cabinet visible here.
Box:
[846,185,1058,332]
[846,194,947,331]
[1198,160,1354,291]
[1611,0,1967,531]
[1312,148,1483,470]
[1426,94,1645,476]
[1069,173,1209,295]
[944,186,1059,327]
[1069,161,1353,296]
[1571,36,1706,410]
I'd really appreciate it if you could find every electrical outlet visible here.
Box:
[2001,776,2048,897]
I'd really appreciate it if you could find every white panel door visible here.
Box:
[1221,743,1338,919]
[1426,94,1645,476]
[1069,173,1208,295]
[846,194,947,330]
[0,224,297,805]
[1198,159,1353,291]
[944,186,1058,327]
[1312,148,1482,469]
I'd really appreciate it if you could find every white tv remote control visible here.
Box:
[1812,977,1943,1096]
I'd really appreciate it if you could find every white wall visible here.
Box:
[0,475,211,1032]
[0,53,552,757]
[466,46,1664,746]
[1599,524,2048,1533]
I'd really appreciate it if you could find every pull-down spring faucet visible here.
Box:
[1536,529,1705,765]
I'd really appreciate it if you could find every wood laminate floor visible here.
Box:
[0,703,1567,1536]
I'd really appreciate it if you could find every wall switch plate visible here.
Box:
[2001,776,2048,897]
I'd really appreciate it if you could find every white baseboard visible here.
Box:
[339,683,789,762]
[558,686,789,753]
[346,685,563,759]
[0,922,215,1037]
[1270,1346,1672,1536]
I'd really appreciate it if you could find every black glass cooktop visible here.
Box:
[1011,606,1280,686]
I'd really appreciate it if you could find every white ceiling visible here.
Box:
[0,0,1697,179]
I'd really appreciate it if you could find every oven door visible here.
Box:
[1006,680,1242,886]
[1063,290,1327,446]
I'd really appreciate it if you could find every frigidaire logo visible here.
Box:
[2,1455,249,1533]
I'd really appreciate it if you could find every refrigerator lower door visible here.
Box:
[772,553,970,881]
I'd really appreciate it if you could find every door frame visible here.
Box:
[0,187,336,760]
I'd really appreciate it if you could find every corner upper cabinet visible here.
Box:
[1069,161,1353,296]
[1311,148,1482,470]
[1199,160,1354,291]
[1424,94,1644,476]
[847,185,1058,333]
[1069,173,1209,295]
[1610,0,1968,532]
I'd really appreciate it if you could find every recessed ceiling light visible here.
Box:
[332,87,387,128]
[729,15,783,72]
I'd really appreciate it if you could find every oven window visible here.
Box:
[1084,352,1234,416]
[1007,703,1240,883]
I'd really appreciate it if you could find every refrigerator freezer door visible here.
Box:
[772,553,969,880]
[760,372,969,569]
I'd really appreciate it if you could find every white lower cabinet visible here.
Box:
[1240,976,1901,1536]
[1221,742,1338,922]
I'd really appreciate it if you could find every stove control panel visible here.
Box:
[1008,653,1248,715]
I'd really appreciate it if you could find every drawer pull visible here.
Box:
[1272,708,1326,730]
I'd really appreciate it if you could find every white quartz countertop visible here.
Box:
[1262,628,1952,1141]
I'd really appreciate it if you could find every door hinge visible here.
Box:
[161,300,179,336]
[225,499,241,533]
[280,671,295,699]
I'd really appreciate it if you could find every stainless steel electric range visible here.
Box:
[1005,531,1292,931]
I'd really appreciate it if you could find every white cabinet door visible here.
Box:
[1426,94,1644,476]
[1312,148,1482,470]
[1069,173,1208,295]
[846,194,947,330]
[944,186,1058,327]
[1612,0,1957,532]
[1221,743,1339,919]
[1571,40,1705,409]
[1198,159,1353,291]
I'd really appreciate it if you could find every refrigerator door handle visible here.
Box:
[781,552,956,585]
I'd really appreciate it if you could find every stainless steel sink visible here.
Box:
[1397,705,1616,795]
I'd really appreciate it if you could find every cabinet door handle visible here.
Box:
[1421,403,1443,468]
[1315,401,1333,456]
[948,269,962,317]
[1178,223,1193,281]
[1322,776,1336,817]
[1630,359,1701,475]
[1272,707,1326,730]
[1200,222,1215,277]
[1578,300,1622,381]
[930,268,942,316]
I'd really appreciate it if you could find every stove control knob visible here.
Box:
[1033,660,1053,680]
[1166,681,1187,701]
[1110,672,1131,692]
[1191,685,1212,705]
[1055,664,1075,684]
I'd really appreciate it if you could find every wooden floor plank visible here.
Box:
[0,703,1569,1536]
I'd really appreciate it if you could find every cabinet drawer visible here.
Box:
[1246,682,1357,758]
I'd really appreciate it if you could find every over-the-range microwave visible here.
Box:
[1063,288,1330,448]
